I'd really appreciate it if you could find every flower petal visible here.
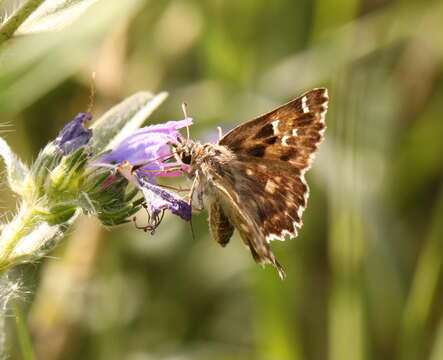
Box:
[55,112,93,154]
[99,118,192,168]
[137,175,192,222]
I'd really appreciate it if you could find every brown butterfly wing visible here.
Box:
[219,88,328,172]
[212,88,328,276]
[202,161,287,279]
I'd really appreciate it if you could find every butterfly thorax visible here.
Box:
[172,138,235,180]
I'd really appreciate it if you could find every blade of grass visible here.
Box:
[326,75,366,360]
[430,311,443,360]
[12,299,35,360]
[254,269,303,360]
[399,187,443,360]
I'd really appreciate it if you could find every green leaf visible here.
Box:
[0,137,30,195]
[0,0,144,116]
[90,91,168,153]
[16,0,100,35]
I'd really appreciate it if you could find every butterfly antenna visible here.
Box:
[86,71,96,114]
[217,126,223,141]
[181,102,190,140]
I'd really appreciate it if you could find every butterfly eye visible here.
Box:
[181,153,192,164]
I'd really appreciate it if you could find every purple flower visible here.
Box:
[137,175,191,222]
[55,112,93,154]
[99,118,192,182]
[115,160,192,233]
[101,118,193,232]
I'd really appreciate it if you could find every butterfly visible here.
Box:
[171,88,328,279]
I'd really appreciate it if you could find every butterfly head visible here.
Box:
[170,136,200,167]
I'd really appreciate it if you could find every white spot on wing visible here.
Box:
[281,135,290,146]
[293,220,302,230]
[272,120,280,134]
[265,180,277,194]
[266,233,284,243]
[292,128,298,136]
[246,168,254,176]
[266,226,298,243]
[296,205,305,223]
[301,95,309,113]
[296,174,309,224]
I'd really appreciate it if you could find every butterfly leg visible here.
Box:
[157,183,190,192]
[188,171,204,211]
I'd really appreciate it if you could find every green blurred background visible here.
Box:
[1,0,443,359]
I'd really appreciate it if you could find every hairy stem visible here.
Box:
[0,204,41,274]
[13,299,36,360]
[0,0,46,45]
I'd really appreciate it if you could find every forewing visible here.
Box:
[219,88,328,172]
